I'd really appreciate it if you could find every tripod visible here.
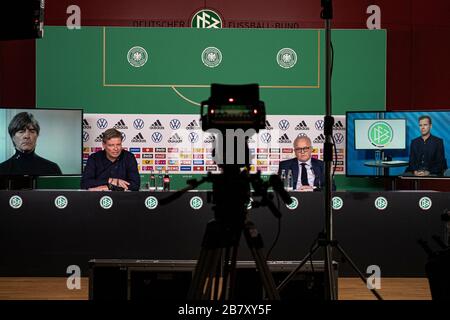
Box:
[277,0,383,300]
[160,166,290,300]
[159,83,292,300]
[188,167,281,300]
[187,213,280,300]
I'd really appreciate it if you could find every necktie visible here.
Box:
[300,163,309,186]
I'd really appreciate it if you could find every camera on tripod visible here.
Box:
[159,83,292,300]
[200,83,266,132]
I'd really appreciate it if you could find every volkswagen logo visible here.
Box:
[82,131,89,142]
[260,132,272,144]
[333,133,344,144]
[97,118,108,129]
[315,120,324,131]
[170,119,181,130]
[278,119,290,130]
[188,132,199,143]
[120,132,126,142]
[151,132,163,143]
[133,118,145,130]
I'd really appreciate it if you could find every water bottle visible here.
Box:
[280,169,287,189]
[163,170,170,191]
[287,169,293,191]
[149,170,156,191]
[156,169,164,191]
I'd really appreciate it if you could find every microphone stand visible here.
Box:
[277,0,383,300]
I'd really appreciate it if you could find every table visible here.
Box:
[364,160,410,189]
[0,190,448,277]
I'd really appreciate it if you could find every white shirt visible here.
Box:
[297,159,316,189]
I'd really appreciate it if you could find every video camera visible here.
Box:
[201,83,266,132]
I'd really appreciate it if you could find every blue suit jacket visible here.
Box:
[278,157,335,190]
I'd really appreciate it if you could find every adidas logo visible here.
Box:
[94,134,104,142]
[332,120,345,130]
[168,133,183,143]
[149,120,164,130]
[265,120,273,130]
[113,119,128,129]
[83,119,91,129]
[186,120,200,130]
[313,133,325,143]
[131,132,146,143]
[204,135,215,143]
[247,137,256,143]
[295,120,309,130]
[278,133,292,143]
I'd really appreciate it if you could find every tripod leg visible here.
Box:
[211,254,223,300]
[335,243,383,300]
[188,247,222,300]
[243,220,280,300]
[277,241,320,292]
[324,244,338,300]
[223,244,239,300]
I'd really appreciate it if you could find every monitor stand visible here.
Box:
[0,176,37,190]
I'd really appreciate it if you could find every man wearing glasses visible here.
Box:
[278,135,330,191]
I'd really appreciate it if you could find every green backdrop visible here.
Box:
[36,26,386,190]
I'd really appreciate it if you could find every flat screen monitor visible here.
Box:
[346,110,450,177]
[0,108,83,176]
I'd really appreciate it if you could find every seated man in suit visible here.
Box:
[278,135,334,191]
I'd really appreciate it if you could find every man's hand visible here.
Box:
[88,185,110,191]
[298,185,314,192]
[109,178,130,190]
[414,170,430,177]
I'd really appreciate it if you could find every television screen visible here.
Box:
[0,108,82,176]
[346,110,450,177]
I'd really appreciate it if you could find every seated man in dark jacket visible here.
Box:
[81,128,140,191]
[278,135,335,191]
[405,115,447,176]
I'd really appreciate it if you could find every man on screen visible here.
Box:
[81,128,140,191]
[406,115,447,176]
[0,112,62,175]
[278,136,334,191]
